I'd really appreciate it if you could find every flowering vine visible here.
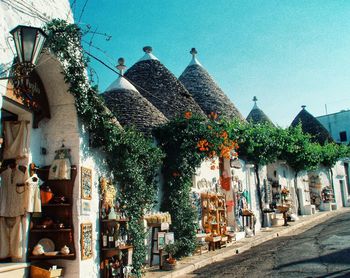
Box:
[155,112,238,256]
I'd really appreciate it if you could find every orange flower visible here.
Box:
[209,112,218,120]
[220,131,228,139]
[197,139,209,152]
[184,111,192,119]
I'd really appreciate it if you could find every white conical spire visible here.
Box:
[188,48,202,67]
[105,58,138,92]
[138,46,159,61]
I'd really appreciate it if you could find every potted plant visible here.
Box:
[163,243,178,270]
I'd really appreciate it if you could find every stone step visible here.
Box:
[271,218,285,227]
[0,263,29,278]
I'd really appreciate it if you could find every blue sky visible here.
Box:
[71,0,350,127]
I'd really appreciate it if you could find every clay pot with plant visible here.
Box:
[163,243,178,269]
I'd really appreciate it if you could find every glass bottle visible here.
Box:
[108,227,115,248]
[102,230,108,248]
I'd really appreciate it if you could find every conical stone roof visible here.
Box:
[246,96,274,125]
[103,58,168,135]
[291,106,333,144]
[179,48,244,121]
[124,46,205,120]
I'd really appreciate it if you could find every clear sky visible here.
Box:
[71,0,350,127]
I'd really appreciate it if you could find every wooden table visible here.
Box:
[208,236,222,251]
[241,210,255,235]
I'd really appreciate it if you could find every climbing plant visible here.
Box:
[155,112,238,257]
[44,19,163,277]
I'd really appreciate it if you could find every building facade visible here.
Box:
[316,110,350,145]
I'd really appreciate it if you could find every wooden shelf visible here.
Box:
[29,253,75,260]
[30,228,72,233]
[201,193,227,238]
[42,203,71,207]
[101,218,129,223]
[101,245,133,251]
[28,165,76,262]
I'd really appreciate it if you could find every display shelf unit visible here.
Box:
[201,193,228,250]
[28,165,77,261]
[201,193,227,236]
[99,215,133,278]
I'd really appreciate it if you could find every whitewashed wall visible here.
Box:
[193,158,220,193]
[331,161,349,207]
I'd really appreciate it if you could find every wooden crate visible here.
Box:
[30,263,63,278]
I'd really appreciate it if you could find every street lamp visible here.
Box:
[10,25,47,75]
[0,25,47,81]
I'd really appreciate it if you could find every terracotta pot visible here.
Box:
[40,188,54,204]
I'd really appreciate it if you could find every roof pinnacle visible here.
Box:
[139,46,158,61]
[189,47,202,67]
[143,46,153,53]
[116,57,126,76]
[301,105,306,110]
[190,47,198,58]
[253,96,258,109]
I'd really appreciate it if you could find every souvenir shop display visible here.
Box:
[308,174,322,209]
[3,120,29,160]
[271,181,281,207]
[201,192,228,250]
[100,178,117,219]
[99,178,133,278]
[144,212,172,225]
[281,187,290,204]
[0,120,31,260]
[48,143,72,180]
[321,186,335,203]
[28,163,77,260]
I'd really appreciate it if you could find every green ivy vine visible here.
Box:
[44,19,163,277]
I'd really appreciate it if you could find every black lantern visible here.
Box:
[10,25,47,70]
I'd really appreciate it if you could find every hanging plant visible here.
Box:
[44,19,163,277]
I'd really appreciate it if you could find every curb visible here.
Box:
[145,208,350,278]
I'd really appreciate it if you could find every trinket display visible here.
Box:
[144,212,172,225]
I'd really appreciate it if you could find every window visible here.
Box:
[339,131,347,142]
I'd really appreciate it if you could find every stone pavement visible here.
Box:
[143,207,350,278]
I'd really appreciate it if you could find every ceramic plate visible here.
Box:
[38,238,55,252]
[44,251,58,256]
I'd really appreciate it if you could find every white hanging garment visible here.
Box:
[0,216,23,259]
[0,165,28,217]
[24,174,43,213]
[49,147,71,180]
[3,121,29,160]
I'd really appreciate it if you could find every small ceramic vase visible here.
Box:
[61,245,70,255]
[108,209,117,220]
[32,244,44,255]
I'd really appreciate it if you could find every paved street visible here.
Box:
[185,212,350,278]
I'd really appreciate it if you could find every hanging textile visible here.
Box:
[24,173,43,213]
[3,121,29,160]
[0,164,28,259]
[0,165,28,217]
[49,146,72,180]
[0,216,23,259]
